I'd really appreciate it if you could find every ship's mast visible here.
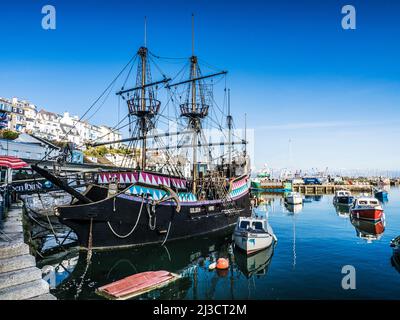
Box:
[140,17,148,169]
[244,113,247,158]
[191,14,198,194]
[139,47,147,169]
[116,17,164,171]
[166,15,230,193]
[227,88,233,177]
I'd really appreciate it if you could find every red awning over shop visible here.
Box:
[0,156,28,169]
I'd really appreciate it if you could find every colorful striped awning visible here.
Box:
[0,156,28,169]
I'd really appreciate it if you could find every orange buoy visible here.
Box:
[216,258,229,270]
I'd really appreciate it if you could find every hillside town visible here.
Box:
[0,96,121,147]
[0,96,191,170]
[0,96,133,166]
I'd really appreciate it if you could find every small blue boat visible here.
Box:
[374,188,388,201]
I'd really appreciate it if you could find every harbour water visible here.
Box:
[39,188,400,300]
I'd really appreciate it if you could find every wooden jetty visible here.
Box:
[292,184,372,195]
[0,202,56,300]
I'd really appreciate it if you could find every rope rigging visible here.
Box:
[107,195,145,238]
[33,53,139,167]
[31,45,247,209]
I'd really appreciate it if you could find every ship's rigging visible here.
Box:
[28,16,253,250]
[36,16,250,198]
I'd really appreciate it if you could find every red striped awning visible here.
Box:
[0,156,28,169]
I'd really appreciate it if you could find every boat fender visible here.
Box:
[208,262,217,270]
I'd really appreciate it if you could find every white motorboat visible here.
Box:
[285,192,303,205]
[233,215,276,255]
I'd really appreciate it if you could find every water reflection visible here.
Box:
[37,189,400,300]
[313,195,323,201]
[285,203,303,214]
[251,192,281,212]
[44,228,276,300]
[303,195,313,203]
[40,251,79,289]
[334,203,351,218]
[234,245,274,278]
[350,217,385,243]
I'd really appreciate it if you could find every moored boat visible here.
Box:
[31,19,252,249]
[251,179,292,193]
[374,188,388,201]
[233,214,276,255]
[251,166,292,192]
[350,197,384,221]
[333,190,354,206]
[390,235,400,273]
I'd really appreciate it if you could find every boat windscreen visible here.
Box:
[252,221,264,230]
[240,221,250,229]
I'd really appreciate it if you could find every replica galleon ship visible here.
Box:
[32,20,252,249]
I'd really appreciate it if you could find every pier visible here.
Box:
[0,202,56,300]
[292,184,372,195]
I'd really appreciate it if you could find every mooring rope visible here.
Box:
[30,175,61,246]
[161,221,172,246]
[107,196,145,239]
[75,218,93,299]
[87,218,93,262]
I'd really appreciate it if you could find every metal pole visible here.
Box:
[191,14,198,194]
[140,48,147,170]
[228,89,232,177]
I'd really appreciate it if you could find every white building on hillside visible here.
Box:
[0,97,122,149]
[0,97,29,132]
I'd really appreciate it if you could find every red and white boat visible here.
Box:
[350,197,384,221]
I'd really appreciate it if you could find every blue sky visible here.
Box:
[1,0,400,171]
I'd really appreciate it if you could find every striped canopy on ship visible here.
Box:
[0,156,28,169]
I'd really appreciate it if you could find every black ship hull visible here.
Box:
[57,185,251,249]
